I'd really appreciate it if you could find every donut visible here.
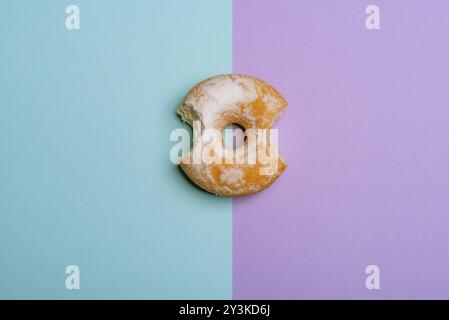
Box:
[177,74,287,196]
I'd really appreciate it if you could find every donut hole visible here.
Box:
[223,123,246,149]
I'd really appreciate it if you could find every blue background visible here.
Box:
[0,0,232,299]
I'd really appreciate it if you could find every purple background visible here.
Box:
[233,0,449,299]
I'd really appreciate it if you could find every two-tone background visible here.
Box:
[1,0,449,299]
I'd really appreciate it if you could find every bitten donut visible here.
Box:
[177,74,287,196]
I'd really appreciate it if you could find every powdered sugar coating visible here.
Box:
[184,75,257,128]
[177,74,288,196]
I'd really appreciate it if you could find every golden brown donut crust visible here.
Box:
[177,74,288,196]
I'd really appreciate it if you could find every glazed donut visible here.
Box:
[177,74,287,196]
